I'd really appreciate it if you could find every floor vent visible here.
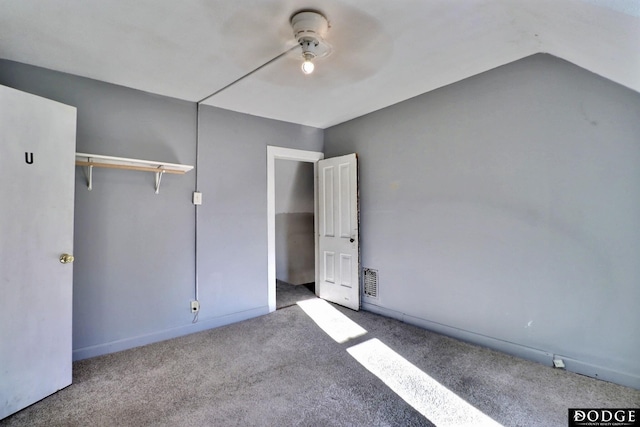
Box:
[363,268,378,299]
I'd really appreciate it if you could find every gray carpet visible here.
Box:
[2,294,638,426]
[276,280,316,309]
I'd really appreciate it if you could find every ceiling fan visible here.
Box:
[203,5,391,102]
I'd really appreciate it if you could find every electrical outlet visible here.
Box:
[193,191,202,205]
[190,300,200,313]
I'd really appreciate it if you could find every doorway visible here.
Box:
[267,146,323,312]
[274,159,316,309]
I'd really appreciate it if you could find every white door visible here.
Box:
[317,153,360,311]
[0,85,77,420]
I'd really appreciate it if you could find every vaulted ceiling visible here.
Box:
[1,0,638,128]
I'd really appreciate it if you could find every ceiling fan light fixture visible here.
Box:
[291,11,331,75]
[300,41,317,74]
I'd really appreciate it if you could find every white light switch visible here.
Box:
[193,191,202,205]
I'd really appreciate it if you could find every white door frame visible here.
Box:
[267,146,324,312]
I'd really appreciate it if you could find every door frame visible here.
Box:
[267,146,324,312]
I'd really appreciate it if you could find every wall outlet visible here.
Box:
[190,300,200,313]
[192,191,202,205]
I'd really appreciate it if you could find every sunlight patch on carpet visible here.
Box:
[296,299,367,344]
[347,338,503,427]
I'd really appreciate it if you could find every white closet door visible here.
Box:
[0,85,77,420]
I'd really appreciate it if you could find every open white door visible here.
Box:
[317,153,360,311]
[0,85,77,419]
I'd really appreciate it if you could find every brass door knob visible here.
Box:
[59,253,74,264]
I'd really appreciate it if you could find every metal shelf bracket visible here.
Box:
[82,158,94,191]
[155,168,165,194]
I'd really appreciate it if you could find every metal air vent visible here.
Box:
[363,268,378,299]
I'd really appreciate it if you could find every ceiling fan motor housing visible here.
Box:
[291,11,331,59]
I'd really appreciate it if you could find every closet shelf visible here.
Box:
[75,152,194,194]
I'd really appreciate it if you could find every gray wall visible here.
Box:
[275,160,314,214]
[196,107,322,315]
[275,160,315,285]
[0,60,322,359]
[324,54,640,388]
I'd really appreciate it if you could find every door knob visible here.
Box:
[59,253,74,264]
[350,238,355,243]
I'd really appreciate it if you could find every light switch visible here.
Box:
[193,191,202,205]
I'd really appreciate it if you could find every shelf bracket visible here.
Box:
[83,158,94,191]
[154,167,165,194]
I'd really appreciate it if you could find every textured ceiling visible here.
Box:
[1,0,638,128]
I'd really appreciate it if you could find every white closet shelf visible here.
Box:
[75,152,194,193]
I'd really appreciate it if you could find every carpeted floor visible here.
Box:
[276,280,316,309]
[2,287,638,426]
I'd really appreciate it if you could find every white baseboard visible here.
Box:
[72,306,269,361]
